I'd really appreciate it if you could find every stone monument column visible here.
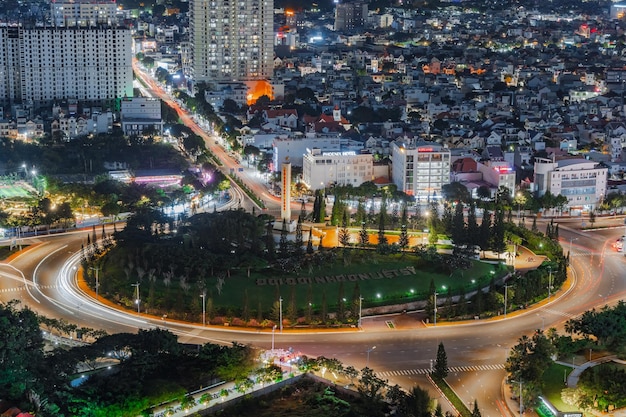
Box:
[281,159,291,221]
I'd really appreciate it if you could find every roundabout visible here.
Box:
[0,217,624,417]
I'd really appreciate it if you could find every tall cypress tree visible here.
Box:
[279,219,288,254]
[491,207,506,258]
[312,193,320,223]
[478,211,491,255]
[359,221,369,248]
[434,342,448,379]
[471,400,482,417]
[355,201,366,226]
[295,216,303,255]
[399,203,409,251]
[377,198,388,246]
[451,202,466,250]
[265,219,275,257]
[338,210,350,248]
[467,202,478,247]
[442,203,453,236]
[318,192,326,223]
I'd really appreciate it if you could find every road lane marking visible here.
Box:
[377,363,505,377]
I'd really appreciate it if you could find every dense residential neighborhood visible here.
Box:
[2,0,626,416]
[1,0,626,213]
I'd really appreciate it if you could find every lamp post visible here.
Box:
[547,266,553,300]
[511,379,523,416]
[433,290,438,326]
[504,283,513,317]
[366,345,376,367]
[569,237,578,254]
[272,325,277,351]
[131,283,140,314]
[358,296,363,329]
[89,266,100,300]
[279,297,283,333]
[200,292,206,326]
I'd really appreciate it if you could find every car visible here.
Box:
[613,237,625,251]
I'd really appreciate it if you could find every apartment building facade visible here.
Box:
[302,148,373,190]
[51,0,119,27]
[189,0,274,83]
[391,141,451,202]
[533,158,608,210]
[0,26,133,106]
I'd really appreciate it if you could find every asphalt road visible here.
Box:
[1,216,624,416]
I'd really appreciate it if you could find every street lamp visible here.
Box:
[569,237,578,254]
[89,266,100,300]
[366,345,376,367]
[131,283,140,314]
[358,296,363,329]
[511,379,523,417]
[433,290,438,326]
[504,283,513,317]
[200,292,206,326]
[547,266,553,300]
[279,297,283,333]
[272,325,277,351]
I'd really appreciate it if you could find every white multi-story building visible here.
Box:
[120,97,163,136]
[0,26,133,106]
[189,0,274,83]
[51,0,118,27]
[272,132,343,171]
[533,158,608,210]
[302,148,373,190]
[390,141,451,201]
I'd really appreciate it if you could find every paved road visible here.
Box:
[2,217,625,417]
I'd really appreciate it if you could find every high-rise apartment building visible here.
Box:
[51,0,119,27]
[189,0,274,83]
[334,1,368,32]
[0,26,133,106]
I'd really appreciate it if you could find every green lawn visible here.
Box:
[201,251,504,312]
[542,363,577,412]
[0,182,35,199]
[99,247,508,323]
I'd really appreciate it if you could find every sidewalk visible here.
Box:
[556,356,617,388]
[502,378,538,417]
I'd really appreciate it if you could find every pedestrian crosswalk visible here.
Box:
[0,284,57,293]
[377,363,505,378]
[542,308,576,319]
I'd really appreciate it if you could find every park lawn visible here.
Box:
[542,363,577,412]
[203,251,503,313]
[0,182,35,199]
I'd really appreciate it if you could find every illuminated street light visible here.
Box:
[200,292,206,326]
[131,283,140,314]
[366,345,376,367]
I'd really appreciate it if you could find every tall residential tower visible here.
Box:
[0,26,132,106]
[189,0,274,83]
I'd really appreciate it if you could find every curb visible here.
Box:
[427,374,462,416]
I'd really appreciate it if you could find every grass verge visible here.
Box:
[541,363,576,412]
[432,376,471,417]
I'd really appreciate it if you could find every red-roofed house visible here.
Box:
[263,109,298,129]
[303,106,352,133]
